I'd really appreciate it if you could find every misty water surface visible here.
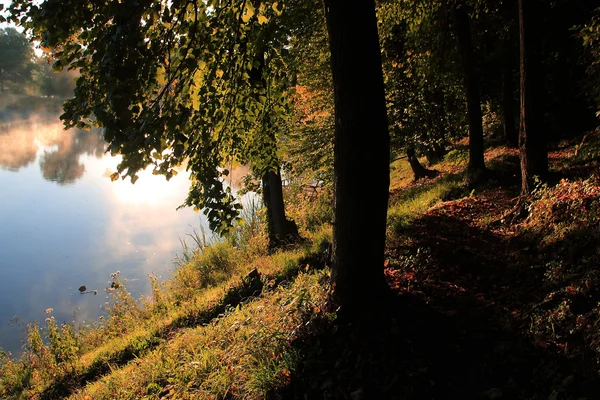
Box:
[0,98,216,355]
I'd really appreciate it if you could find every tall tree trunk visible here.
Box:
[262,167,298,248]
[324,0,391,316]
[408,145,438,180]
[454,0,486,178]
[518,0,548,194]
[502,42,518,147]
[501,0,519,147]
[248,41,298,248]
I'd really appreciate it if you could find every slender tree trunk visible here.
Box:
[262,168,298,248]
[249,43,298,248]
[324,0,391,316]
[502,42,518,147]
[501,0,519,147]
[408,145,438,180]
[518,0,548,194]
[454,0,486,178]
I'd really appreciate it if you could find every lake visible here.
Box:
[0,98,218,356]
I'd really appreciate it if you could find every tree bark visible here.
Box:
[501,0,519,148]
[262,168,298,248]
[502,42,518,147]
[248,41,298,248]
[454,0,486,178]
[518,0,548,195]
[324,0,391,316]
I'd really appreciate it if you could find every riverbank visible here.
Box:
[2,130,600,399]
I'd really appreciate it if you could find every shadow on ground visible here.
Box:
[279,187,600,400]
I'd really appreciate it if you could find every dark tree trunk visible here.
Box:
[262,168,298,248]
[501,0,519,148]
[249,42,298,248]
[454,0,486,178]
[408,145,438,180]
[502,42,518,147]
[324,0,391,316]
[518,0,548,194]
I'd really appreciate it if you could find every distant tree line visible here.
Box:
[0,27,76,98]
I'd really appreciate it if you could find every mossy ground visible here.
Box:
[2,130,600,399]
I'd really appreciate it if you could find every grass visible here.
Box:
[0,192,333,399]
[71,271,329,399]
[387,172,465,234]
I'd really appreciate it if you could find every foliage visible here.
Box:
[282,0,334,186]
[523,176,600,250]
[378,0,467,158]
[9,0,303,233]
[579,8,600,116]
[32,59,78,98]
[0,27,35,92]
[285,183,333,233]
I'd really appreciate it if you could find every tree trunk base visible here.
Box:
[330,277,395,325]
[466,166,489,186]
[414,168,440,181]
[493,195,531,226]
[267,219,302,251]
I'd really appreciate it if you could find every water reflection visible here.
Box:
[39,129,105,185]
[0,114,105,184]
[0,101,210,356]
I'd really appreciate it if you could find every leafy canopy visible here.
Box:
[9,0,296,233]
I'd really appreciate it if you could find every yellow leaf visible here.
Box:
[156,67,166,85]
[216,69,224,78]
[272,1,282,15]
[258,15,268,24]
[243,3,255,22]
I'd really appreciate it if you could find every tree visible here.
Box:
[453,0,487,180]
[323,0,391,315]
[379,0,467,180]
[33,59,78,98]
[518,0,548,195]
[0,27,34,92]
[407,144,438,180]
[10,0,298,245]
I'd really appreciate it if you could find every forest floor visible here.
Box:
[281,133,600,400]
[2,131,600,399]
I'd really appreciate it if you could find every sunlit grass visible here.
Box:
[387,173,465,234]
[0,207,332,399]
[70,271,329,399]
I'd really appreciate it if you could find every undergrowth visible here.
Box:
[520,174,600,359]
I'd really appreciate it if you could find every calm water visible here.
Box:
[0,100,214,355]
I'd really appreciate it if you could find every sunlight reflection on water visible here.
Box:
[0,100,247,355]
